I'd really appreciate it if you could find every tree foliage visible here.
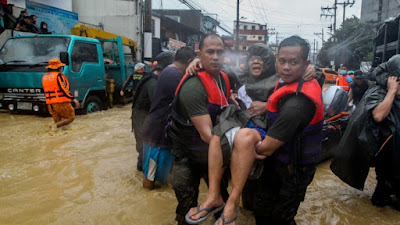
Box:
[317,16,375,70]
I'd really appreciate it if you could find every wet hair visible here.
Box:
[154,51,174,71]
[278,35,310,62]
[199,34,225,50]
[174,46,197,64]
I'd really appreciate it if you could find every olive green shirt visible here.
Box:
[178,76,208,120]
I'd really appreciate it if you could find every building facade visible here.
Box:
[232,21,268,52]
[361,0,400,23]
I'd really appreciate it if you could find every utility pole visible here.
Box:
[313,39,316,63]
[336,0,355,25]
[314,28,325,43]
[320,4,336,32]
[144,0,152,62]
[235,0,240,51]
[334,0,337,31]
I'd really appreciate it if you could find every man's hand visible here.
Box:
[247,101,267,117]
[302,64,316,81]
[73,99,80,108]
[254,141,266,160]
[185,58,202,75]
[387,76,399,94]
[229,90,240,109]
[120,90,124,96]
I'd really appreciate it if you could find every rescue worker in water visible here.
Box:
[42,58,80,129]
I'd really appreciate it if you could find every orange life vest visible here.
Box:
[336,75,350,91]
[42,71,74,104]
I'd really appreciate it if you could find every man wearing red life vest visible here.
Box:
[42,58,79,129]
[167,34,231,225]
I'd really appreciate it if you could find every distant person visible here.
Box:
[120,62,145,98]
[29,15,40,33]
[15,10,28,26]
[42,58,80,129]
[347,70,373,106]
[141,47,197,190]
[15,16,31,32]
[131,52,173,172]
[40,21,51,34]
[336,64,352,91]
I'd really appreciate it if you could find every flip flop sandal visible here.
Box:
[185,203,225,224]
[214,207,240,225]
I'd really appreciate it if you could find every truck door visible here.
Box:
[67,41,105,102]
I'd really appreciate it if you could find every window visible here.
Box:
[258,36,262,40]
[71,42,98,72]
[252,25,256,30]
[243,25,247,30]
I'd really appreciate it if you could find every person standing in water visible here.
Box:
[42,58,80,129]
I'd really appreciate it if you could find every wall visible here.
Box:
[72,0,143,61]
[361,0,400,23]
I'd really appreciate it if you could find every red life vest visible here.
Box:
[266,79,324,165]
[42,72,74,104]
[176,70,231,106]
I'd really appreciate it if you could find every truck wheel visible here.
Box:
[83,96,102,114]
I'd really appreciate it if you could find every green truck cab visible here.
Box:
[0,34,134,113]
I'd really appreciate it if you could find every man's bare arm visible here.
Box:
[255,135,285,156]
[190,114,213,144]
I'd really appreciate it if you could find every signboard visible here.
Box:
[168,38,186,52]
[26,0,78,34]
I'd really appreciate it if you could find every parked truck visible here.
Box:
[372,14,400,67]
[0,28,137,114]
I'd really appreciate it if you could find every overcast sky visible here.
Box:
[153,0,362,50]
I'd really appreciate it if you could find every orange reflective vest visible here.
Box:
[336,75,350,91]
[42,71,74,104]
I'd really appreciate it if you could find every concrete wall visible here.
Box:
[72,0,143,61]
[361,0,400,23]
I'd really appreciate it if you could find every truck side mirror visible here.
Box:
[60,52,69,65]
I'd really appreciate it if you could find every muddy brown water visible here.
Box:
[1,105,400,225]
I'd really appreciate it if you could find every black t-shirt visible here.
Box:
[267,94,316,143]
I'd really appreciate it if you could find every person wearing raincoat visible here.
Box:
[331,54,400,211]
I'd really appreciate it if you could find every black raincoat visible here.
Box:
[330,55,400,190]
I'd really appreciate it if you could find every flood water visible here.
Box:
[1,105,400,225]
